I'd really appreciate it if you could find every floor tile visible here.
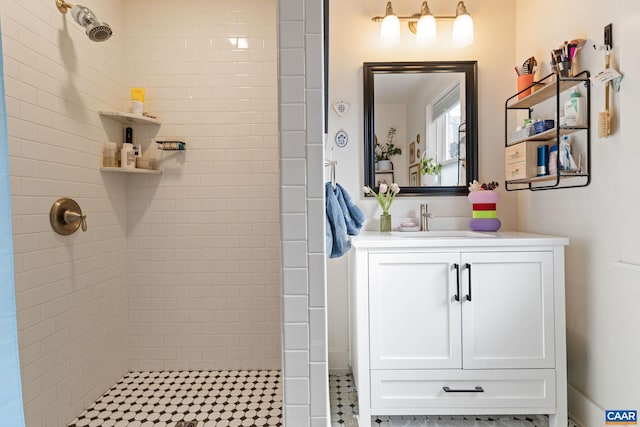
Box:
[328,374,581,427]
[69,370,282,427]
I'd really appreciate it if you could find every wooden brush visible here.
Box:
[599,52,611,138]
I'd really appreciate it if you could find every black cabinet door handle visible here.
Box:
[453,263,460,301]
[443,386,484,393]
[465,263,472,301]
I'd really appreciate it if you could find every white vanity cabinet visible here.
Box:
[349,232,568,427]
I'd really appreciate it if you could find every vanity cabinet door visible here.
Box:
[369,252,461,370]
[460,251,555,369]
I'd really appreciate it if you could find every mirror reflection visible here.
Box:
[364,61,478,196]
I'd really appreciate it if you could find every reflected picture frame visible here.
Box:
[409,164,420,187]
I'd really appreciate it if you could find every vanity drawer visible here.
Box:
[505,140,552,180]
[505,143,526,164]
[506,161,528,180]
[370,369,556,411]
[505,140,548,164]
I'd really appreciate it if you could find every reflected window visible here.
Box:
[428,84,464,186]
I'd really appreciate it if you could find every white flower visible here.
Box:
[363,183,401,215]
[468,180,481,192]
[468,180,499,192]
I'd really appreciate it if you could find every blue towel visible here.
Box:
[326,183,350,258]
[334,183,365,235]
[325,182,365,258]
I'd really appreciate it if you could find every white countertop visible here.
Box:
[350,230,569,249]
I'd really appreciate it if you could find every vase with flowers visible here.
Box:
[467,180,501,231]
[363,182,400,232]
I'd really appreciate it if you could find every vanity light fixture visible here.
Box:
[372,1,474,47]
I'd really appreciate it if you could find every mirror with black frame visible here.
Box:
[364,61,478,196]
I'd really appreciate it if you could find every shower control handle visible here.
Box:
[63,210,87,232]
[50,198,88,235]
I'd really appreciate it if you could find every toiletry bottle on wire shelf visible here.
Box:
[564,88,586,127]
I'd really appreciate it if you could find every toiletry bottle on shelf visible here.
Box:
[560,135,578,170]
[121,127,135,169]
[564,88,586,127]
[131,88,144,115]
[548,146,558,175]
[103,142,117,167]
[537,144,548,176]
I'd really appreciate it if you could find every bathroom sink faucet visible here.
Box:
[420,203,433,231]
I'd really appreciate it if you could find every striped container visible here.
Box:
[468,190,501,232]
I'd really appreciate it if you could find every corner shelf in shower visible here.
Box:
[100,167,162,175]
[99,111,162,125]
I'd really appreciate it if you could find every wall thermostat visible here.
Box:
[335,129,348,147]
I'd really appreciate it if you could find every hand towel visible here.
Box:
[333,183,365,235]
[325,182,351,258]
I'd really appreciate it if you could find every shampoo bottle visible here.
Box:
[121,127,135,169]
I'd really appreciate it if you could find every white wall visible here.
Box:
[121,0,281,372]
[515,1,640,425]
[1,1,128,425]
[327,0,518,369]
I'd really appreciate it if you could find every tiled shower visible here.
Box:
[2,0,326,425]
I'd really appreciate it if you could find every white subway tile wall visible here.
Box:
[1,1,129,426]
[279,0,328,425]
[121,0,281,372]
[3,0,285,425]
[2,0,326,425]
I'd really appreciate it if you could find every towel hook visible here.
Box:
[324,160,337,189]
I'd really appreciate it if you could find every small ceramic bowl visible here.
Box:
[534,119,555,134]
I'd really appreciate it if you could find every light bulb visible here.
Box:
[416,14,436,44]
[452,1,473,47]
[380,14,400,47]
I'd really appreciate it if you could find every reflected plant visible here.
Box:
[420,156,442,176]
[375,127,402,161]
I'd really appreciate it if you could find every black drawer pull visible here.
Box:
[465,263,472,301]
[453,263,460,301]
[443,386,484,393]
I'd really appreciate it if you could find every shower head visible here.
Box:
[56,1,113,42]
[70,5,113,41]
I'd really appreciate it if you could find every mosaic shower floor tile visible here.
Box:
[68,370,282,427]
